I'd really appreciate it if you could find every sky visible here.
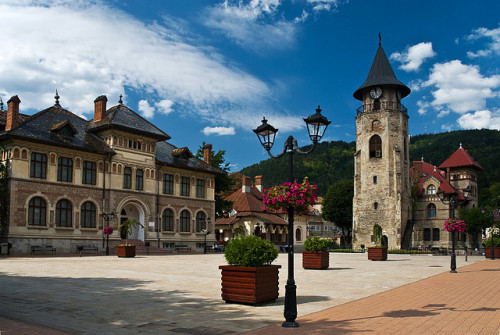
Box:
[1,0,499,172]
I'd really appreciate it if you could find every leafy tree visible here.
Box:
[321,179,353,246]
[196,142,233,218]
[458,207,491,249]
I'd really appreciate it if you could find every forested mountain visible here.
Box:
[240,129,500,206]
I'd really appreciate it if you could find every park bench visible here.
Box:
[175,244,191,253]
[31,245,56,255]
[76,245,98,256]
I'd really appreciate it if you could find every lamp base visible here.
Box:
[282,321,299,328]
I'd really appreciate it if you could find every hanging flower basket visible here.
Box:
[262,177,318,215]
[443,218,466,232]
[103,227,113,235]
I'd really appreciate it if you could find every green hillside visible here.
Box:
[240,129,500,206]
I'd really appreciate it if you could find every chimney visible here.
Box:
[242,176,251,193]
[203,144,212,165]
[6,95,21,131]
[93,95,108,122]
[255,175,263,192]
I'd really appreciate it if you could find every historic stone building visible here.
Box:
[352,41,482,250]
[410,146,482,249]
[0,93,222,254]
[352,41,412,249]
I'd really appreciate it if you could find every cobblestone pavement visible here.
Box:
[0,253,496,334]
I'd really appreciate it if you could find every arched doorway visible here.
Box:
[119,201,146,242]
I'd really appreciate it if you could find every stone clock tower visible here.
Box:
[352,40,412,250]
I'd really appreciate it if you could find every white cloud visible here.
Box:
[457,110,500,130]
[155,99,174,115]
[423,60,500,114]
[466,26,500,58]
[203,0,297,53]
[0,0,276,128]
[437,110,450,118]
[417,100,430,115]
[390,42,436,72]
[138,100,155,118]
[202,126,236,136]
[307,0,341,12]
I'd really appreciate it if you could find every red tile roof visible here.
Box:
[439,146,483,170]
[410,161,459,196]
[215,184,287,226]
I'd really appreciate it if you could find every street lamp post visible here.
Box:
[202,217,211,254]
[101,212,114,256]
[437,187,470,273]
[481,208,494,260]
[253,106,331,328]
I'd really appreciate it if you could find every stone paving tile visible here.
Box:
[245,259,500,335]
[0,253,496,334]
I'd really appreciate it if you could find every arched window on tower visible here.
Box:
[369,135,382,158]
[427,203,437,218]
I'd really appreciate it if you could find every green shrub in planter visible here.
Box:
[372,224,383,246]
[224,235,278,267]
[484,236,500,247]
[303,236,334,252]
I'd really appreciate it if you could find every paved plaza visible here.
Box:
[0,252,498,334]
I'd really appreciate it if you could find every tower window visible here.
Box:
[369,135,382,158]
[373,176,378,184]
[373,202,379,210]
[427,184,436,195]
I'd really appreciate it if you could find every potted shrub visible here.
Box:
[302,236,333,269]
[219,235,280,305]
[484,230,500,258]
[116,218,143,258]
[368,224,387,261]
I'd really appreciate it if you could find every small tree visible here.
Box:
[459,207,491,248]
[321,179,353,246]
[118,218,143,245]
[372,224,383,246]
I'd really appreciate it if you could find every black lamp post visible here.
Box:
[101,212,114,256]
[481,208,494,260]
[253,105,330,328]
[437,187,471,273]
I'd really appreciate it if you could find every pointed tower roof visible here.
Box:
[353,42,411,101]
[438,144,483,170]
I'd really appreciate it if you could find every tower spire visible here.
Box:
[378,32,381,46]
[54,90,61,107]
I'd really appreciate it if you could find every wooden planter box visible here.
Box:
[116,245,136,258]
[485,247,500,258]
[219,265,281,305]
[302,251,329,269]
[368,247,387,261]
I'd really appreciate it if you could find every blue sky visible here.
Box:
[1,0,499,171]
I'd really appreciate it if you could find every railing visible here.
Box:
[356,101,408,115]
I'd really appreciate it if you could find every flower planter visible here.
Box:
[219,265,281,305]
[302,251,329,269]
[485,247,500,258]
[368,247,387,261]
[116,245,136,258]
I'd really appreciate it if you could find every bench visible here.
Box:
[175,244,191,253]
[31,245,56,255]
[76,245,98,256]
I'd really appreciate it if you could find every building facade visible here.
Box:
[0,94,222,254]
[410,146,482,249]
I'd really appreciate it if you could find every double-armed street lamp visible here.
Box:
[101,211,115,256]
[253,106,331,328]
[437,187,471,273]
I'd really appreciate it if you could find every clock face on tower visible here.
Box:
[370,87,383,99]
